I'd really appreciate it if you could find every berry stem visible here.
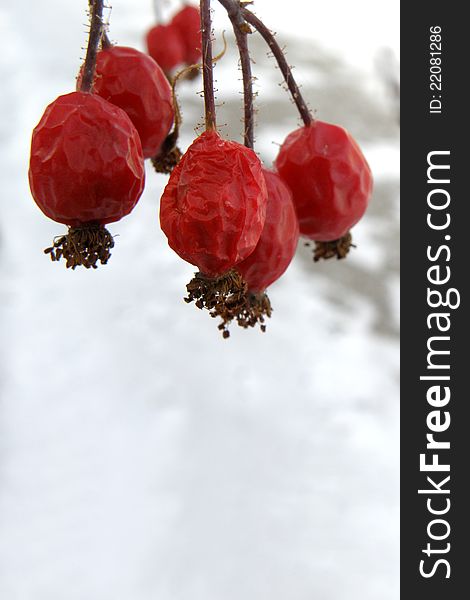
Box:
[101,32,112,49]
[241,7,313,127]
[217,0,254,148]
[80,0,105,93]
[200,0,217,130]
[87,0,111,49]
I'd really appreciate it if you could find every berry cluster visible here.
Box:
[146,3,202,76]
[28,0,373,337]
[29,0,175,268]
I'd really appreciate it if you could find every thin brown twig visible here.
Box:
[241,7,313,126]
[217,0,254,148]
[80,0,105,92]
[200,0,217,130]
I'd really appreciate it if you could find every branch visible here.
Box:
[200,0,217,130]
[80,0,105,93]
[241,7,313,126]
[217,0,254,148]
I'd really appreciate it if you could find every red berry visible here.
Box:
[159,129,267,277]
[29,91,145,227]
[146,24,186,73]
[275,121,373,241]
[237,170,299,293]
[82,46,174,159]
[171,4,202,66]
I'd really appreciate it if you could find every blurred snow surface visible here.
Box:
[0,1,399,599]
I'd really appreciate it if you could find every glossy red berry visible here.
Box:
[171,4,202,66]
[29,91,145,227]
[159,129,267,277]
[82,46,174,159]
[146,24,186,74]
[237,170,299,293]
[275,120,373,241]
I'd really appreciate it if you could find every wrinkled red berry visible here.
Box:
[275,121,373,241]
[81,46,174,159]
[146,24,186,74]
[171,4,202,66]
[159,129,267,276]
[29,91,145,226]
[237,169,299,292]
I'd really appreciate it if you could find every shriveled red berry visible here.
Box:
[29,91,145,268]
[171,4,202,66]
[146,24,186,74]
[275,120,373,241]
[81,46,174,159]
[29,91,145,226]
[159,129,267,277]
[237,169,299,293]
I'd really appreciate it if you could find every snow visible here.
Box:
[0,1,399,599]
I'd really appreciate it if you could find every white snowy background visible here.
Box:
[0,1,399,598]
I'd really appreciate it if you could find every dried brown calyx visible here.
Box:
[151,131,182,174]
[44,223,114,269]
[310,231,355,262]
[236,291,272,333]
[185,270,272,338]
